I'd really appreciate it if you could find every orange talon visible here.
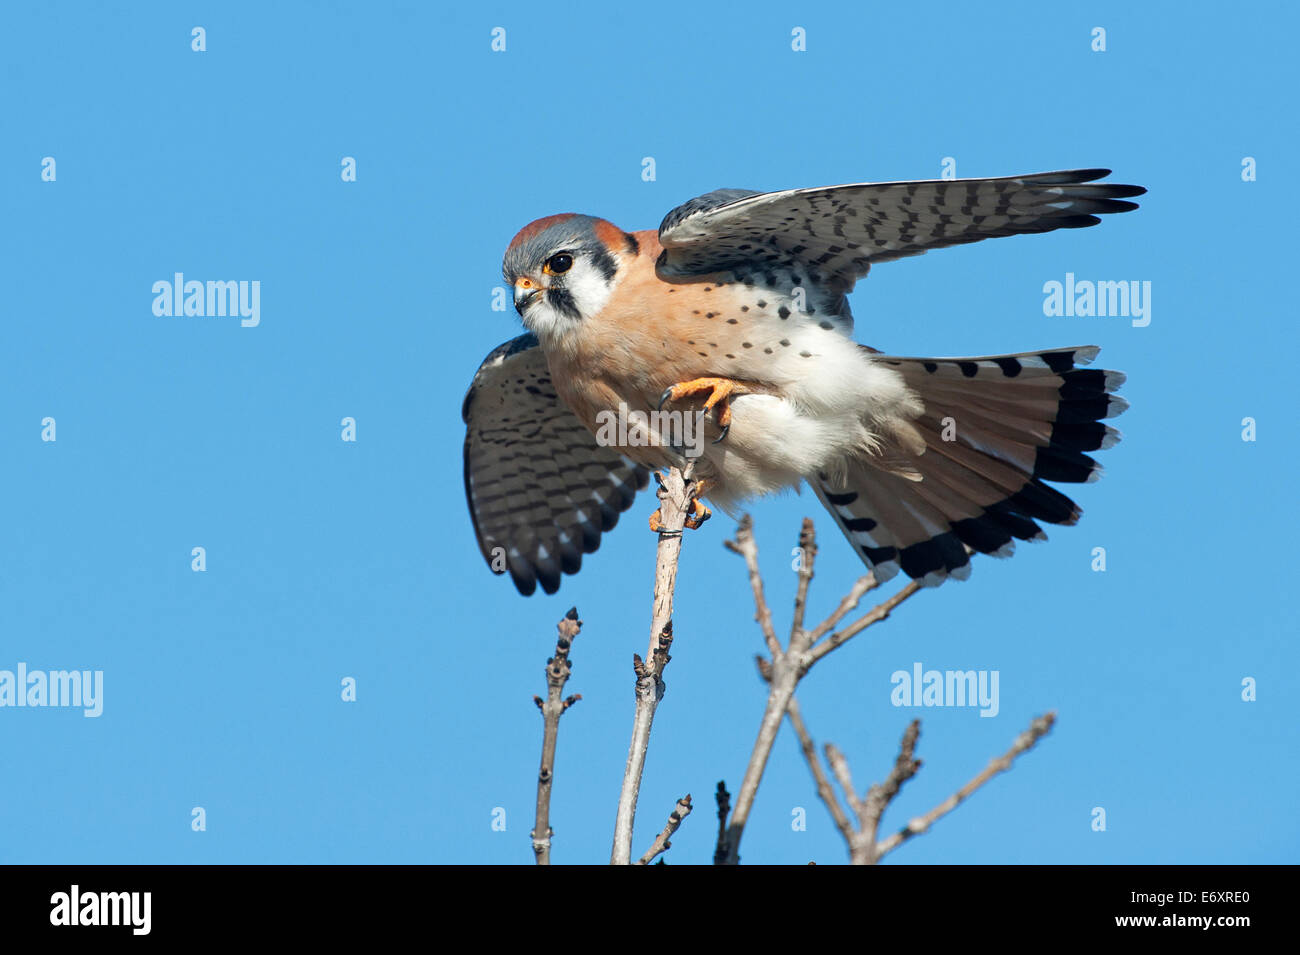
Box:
[684,498,712,530]
[658,377,751,442]
[648,477,713,533]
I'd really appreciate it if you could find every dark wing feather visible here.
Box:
[462,334,650,595]
[658,169,1145,293]
[813,346,1128,587]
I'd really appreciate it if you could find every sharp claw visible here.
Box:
[684,498,712,530]
[658,379,745,444]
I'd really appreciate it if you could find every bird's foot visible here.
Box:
[648,499,711,532]
[648,477,713,532]
[684,497,712,530]
[658,377,751,443]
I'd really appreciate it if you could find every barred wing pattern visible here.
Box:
[658,169,1145,294]
[462,333,650,595]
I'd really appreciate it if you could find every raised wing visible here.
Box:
[658,169,1145,293]
[462,333,650,595]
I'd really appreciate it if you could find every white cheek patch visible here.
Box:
[520,258,616,339]
[560,259,615,317]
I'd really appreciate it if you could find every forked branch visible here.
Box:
[721,515,1055,865]
[796,710,1056,863]
[719,516,921,863]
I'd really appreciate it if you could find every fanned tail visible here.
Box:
[814,346,1128,586]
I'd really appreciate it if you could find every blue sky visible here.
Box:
[0,1,1294,864]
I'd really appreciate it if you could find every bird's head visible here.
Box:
[502,214,638,337]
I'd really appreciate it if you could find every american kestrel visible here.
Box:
[463,169,1144,595]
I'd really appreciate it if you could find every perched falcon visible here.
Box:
[463,169,1144,595]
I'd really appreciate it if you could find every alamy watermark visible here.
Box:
[152,273,260,327]
[594,402,708,458]
[0,663,103,717]
[891,662,999,717]
[1042,272,1151,327]
[50,885,150,935]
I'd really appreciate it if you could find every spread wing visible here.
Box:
[657,169,1145,294]
[462,333,650,595]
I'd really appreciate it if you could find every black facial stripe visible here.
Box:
[547,286,581,319]
[586,244,617,282]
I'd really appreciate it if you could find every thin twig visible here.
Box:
[807,580,924,665]
[786,697,855,843]
[712,781,731,866]
[874,712,1057,860]
[720,519,817,863]
[824,742,865,818]
[804,573,877,644]
[789,518,817,639]
[636,794,693,865]
[722,650,799,863]
[531,607,583,865]
[611,463,696,865]
[855,720,923,863]
[723,514,781,658]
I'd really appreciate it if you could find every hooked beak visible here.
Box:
[514,280,541,315]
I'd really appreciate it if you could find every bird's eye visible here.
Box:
[544,252,574,275]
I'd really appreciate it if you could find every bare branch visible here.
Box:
[715,514,1052,865]
[723,650,798,863]
[723,514,781,658]
[636,794,693,865]
[722,518,923,863]
[531,607,583,865]
[806,579,924,665]
[712,781,731,866]
[721,519,821,863]
[789,518,817,640]
[824,742,865,818]
[875,712,1057,860]
[805,573,878,644]
[786,697,855,843]
[611,463,696,865]
[857,719,923,861]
